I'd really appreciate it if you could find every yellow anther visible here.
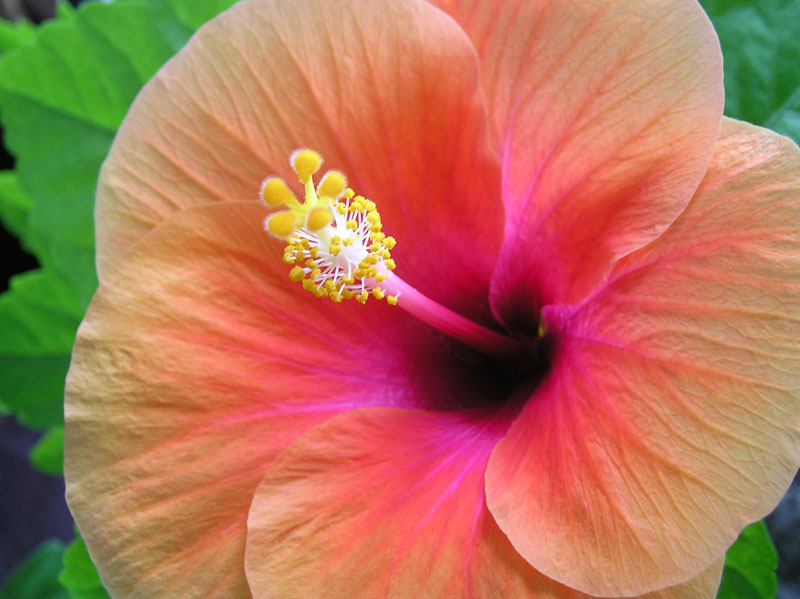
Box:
[317,170,347,198]
[356,291,369,304]
[330,246,341,256]
[343,237,354,246]
[385,259,396,270]
[344,188,355,199]
[383,236,396,249]
[306,207,333,231]
[376,274,387,282]
[336,203,347,215]
[260,177,297,207]
[265,210,297,238]
[290,149,322,184]
[373,287,385,300]
[387,295,398,306]
[346,220,358,231]
[343,275,355,285]
[289,266,305,282]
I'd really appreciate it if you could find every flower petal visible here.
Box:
[66,202,502,599]
[431,0,723,321]
[485,119,800,596]
[96,0,503,321]
[245,406,723,599]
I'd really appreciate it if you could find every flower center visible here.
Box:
[260,149,533,363]
[262,149,398,305]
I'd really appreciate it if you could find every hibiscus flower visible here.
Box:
[64,0,800,598]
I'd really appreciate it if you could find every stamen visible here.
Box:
[260,149,530,360]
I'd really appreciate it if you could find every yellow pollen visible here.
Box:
[261,149,399,305]
[290,149,322,184]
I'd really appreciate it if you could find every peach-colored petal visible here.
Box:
[65,202,507,599]
[430,0,723,323]
[486,119,800,596]
[96,0,502,322]
[245,407,723,599]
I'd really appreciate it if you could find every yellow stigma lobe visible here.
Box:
[260,149,399,305]
[306,207,333,231]
[290,149,322,184]
[317,170,347,199]
[265,210,297,238]
[260,177,297,207]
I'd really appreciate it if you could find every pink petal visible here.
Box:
[66,202,504,599]
[485,119,800,596]
[431,0,723,324]
[244,407,722,598]
[96,0,503,322]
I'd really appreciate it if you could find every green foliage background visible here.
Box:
[0,0,796,597]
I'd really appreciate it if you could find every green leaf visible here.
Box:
[700,0,800,144]
[59,536,110,599]
[166,0,239,29]
[30,424,65,475]
[0,170,32,242]
[717,521,778,599]
[0,0,241,433]
[0,269,83,429]
[0,0,196,307]
[0,18,36,54]
[56,1,77,21]
[0,540,69,599]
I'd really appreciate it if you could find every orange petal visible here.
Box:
[66,202,505,599]
[486,119,800,596]
[96,0,502,323]
[431,0,723,322]
[245,407,723,599]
